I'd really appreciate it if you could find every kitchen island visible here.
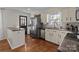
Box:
[58,33,79,52]
[7,27,25,49]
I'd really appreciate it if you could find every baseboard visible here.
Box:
[3,36,7,39]
[0,37,5,41]
[45,40,59,46]
[0,36,7,41]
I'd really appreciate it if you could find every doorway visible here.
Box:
[19,15,27,34]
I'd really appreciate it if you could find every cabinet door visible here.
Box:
[68,8,76,22]
[52,30,67,45]
[45,29,62,45]
[45,29,55,43]
[58,31,68,45]
[62,8,69,22]
[53,30,60,45]
[45,29,51,41]
[50,30,59,44]
[50,31,55,42]
[41,30,45,39]
[62,8,76,22]
[49,30,56,43]
[45,29,54,42]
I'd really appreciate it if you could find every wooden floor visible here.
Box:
[0,35,58,52]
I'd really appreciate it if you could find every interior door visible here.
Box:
[19,16,27,34]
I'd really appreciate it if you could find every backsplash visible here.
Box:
[62,22,79,28]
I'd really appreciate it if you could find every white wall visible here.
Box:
[0,9,3,40]
[41,12,47,24]
[1,9,30,39]
[46,7,76,22]
[41,7,77,28]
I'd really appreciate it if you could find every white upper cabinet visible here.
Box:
[61,8,69,22]
[62,8,76,22]
[47,7,76,22]
[67,8,76,22]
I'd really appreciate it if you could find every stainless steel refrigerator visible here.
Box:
[30,14,41,38]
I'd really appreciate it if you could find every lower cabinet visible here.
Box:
[45,29,52,42]
[45,29,68,45]
[7,28,25,49]
[51,30,59,44]
[58,31,68,45]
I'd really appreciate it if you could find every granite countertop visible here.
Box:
[58,33,79,52]
[8,27,24,31]
[44,26,72,33]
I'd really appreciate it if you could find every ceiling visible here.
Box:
[2,7,50,13]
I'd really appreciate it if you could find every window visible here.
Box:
[0,10,3,40]
[47,12,62,28]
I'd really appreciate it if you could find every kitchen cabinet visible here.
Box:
[45,29,53,42]
[7,27,25,49]
[61,8,69,22]
[47,8,76,22]
[50,30,59,44]
[41,29,45,39]
[68,8,76,22]
[45,29,59,44]
[58,31,68,45]
[60,8,76,22]
[45,29,68,45]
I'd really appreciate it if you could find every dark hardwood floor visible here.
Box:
[0,35,58,52]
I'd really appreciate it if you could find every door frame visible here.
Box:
[19,15,27,34]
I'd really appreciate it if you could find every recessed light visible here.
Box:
[27,8,30,11]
